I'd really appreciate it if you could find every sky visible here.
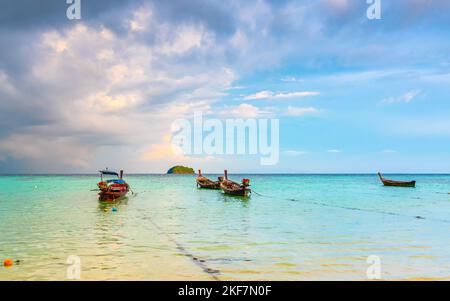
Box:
[0,0,449,174]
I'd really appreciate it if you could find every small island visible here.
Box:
[167,165,195,174]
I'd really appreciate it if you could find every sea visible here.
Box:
[1,174,449,280]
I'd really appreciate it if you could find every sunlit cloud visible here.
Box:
[217,103,273,118]
[140,135,221,164]
[244,90,320,100]
[0,0,449,173]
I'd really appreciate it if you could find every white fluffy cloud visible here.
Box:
[0,6,236,171]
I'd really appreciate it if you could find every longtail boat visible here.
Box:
[378,172,416,188]
[97,169,130,201]
[220,170,251,197]
[196,170,223,189]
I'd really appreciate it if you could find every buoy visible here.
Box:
[3,259,13,267]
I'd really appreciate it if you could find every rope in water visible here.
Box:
[252,190,450,224]
[130,187,450,278]
[140,213,220,280]
[94,186,220,279]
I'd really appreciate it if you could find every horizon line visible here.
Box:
[1,172,450,176]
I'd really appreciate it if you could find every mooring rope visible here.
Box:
[129,186,450,279]
[139,212,220,280]
[251,190,450,224]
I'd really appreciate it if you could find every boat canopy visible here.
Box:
[99,170,119,176]
[106,179,126,184]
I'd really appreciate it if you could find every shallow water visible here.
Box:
[1,174,449,280]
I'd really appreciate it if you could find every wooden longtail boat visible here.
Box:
[97,169,130,201]
[196,170,223,189]
[220,170,251,197]
[378,172,416,188]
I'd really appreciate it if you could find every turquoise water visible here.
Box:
[1,174,450,280]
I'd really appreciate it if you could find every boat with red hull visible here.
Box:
[378,172,416,188]
[97,169,130,201]
[220,170,251,197]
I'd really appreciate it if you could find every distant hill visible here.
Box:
[167,166,195,174]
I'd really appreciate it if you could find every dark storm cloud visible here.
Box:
[152,0,236,35]
[0,0,127,29]
[0,0,237,36]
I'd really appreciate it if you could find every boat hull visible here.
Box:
[221,187,251,197]
[98,190,128,201]
[381,180,416,188]
[196,173,222,190]
[220,181,251,197]
[378,173,416,187]
[197,181,221,189]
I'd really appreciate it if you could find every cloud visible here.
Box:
[402,90,422,103]
[276,91,320,99]
[381,90,422,105]
[281,76,304,82]
[244,90,320,100]
[127,6,152,32]
[140,134,221,164]
[140,135,183,161]
[155,24,214,56]
[0,134,91,169]
[286,106,318,116]
[282,150,309,156]
[0,71,17,96]
[243,90,273,100]
[217,103,272,118]
[0,5,235,172]
[217,104,320,118]
[327,149,341,153]
[1,0,450,173]
[326,0,349,10]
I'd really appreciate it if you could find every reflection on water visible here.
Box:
[97,197,128,211]
[219,193,252,204]
[0,174,450,280]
